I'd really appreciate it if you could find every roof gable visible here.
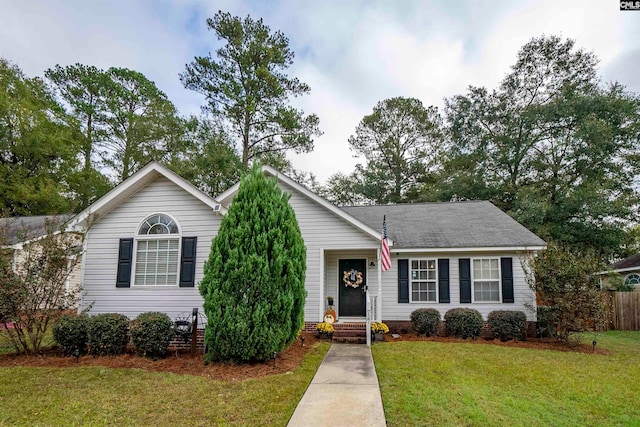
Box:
[69,162,219,230]
[215,165,383,243]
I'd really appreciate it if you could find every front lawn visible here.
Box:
[372,331,640,427]
[0,342,329,426]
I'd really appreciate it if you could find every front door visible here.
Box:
[339,259,366,317]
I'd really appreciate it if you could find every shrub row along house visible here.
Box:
[67,162,546,336]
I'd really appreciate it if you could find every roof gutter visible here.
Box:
[391,245,546,253]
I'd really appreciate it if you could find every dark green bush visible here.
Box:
[444,308,483,339]
[200,165,307,363]
[88,313,130,356]
[488,310,527,341]
[410,308,441,336]
[130,312,175,359]
[52,315,89,356]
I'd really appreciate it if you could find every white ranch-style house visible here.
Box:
[69,162,546,334]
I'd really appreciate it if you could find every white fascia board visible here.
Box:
[214,181,240,203]
[597,266,640,275]
[215,165,387,245]
[69,161,218,229]
[392,246,546,253]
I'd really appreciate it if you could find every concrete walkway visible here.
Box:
[287,344,387,427]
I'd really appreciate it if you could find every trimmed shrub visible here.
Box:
[444,308,483,339]
[130,312,175,359]
[410,308,441,337]
[52,315,89,356]
[88,313,130,356]
[488,310,527,341]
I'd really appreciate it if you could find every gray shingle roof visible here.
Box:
[0,215,73,245]
[611,254,640,270]
[341,201,546,249]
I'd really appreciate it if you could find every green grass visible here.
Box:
[372,331,640,427]
[0,326,56,355]
[0,342,329,426]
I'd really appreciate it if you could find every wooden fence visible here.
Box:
[611,291,640,330]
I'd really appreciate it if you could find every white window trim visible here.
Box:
[132,213,182,288]
[409,258,438,303]
[624,273,640,287]
[471,257,502,303]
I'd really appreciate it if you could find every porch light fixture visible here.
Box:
[369,260,376,268]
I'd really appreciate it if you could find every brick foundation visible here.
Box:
[168,329,205,351]
[309,320,538,339]
[383,320,538,339]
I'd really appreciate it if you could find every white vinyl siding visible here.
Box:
[410,259,437,302]
[81,176,378,322]
[80,176,220,320]
[380,252,537,321]
[472,258,500,302]
[280,181,379,321]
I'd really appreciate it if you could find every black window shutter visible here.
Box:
[179,237,198,287]
[116,238,133,288]
[459,258,471,303]
[438,259,450,303]
[398,259,409,303]
[501,257,514,303]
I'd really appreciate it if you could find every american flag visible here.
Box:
[381,215,391,272]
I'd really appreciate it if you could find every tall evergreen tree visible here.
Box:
[199,165,306,363]
[0,59,78,216]
[45,64,112,210]
[181,11,321,167]
[348,97,443,204]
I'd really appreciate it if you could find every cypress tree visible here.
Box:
[199,165,306,363]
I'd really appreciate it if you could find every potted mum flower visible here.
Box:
[316,322,334,339]
[370,322,389,341]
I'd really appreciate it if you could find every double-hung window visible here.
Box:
[410,259,437,302]
[472,258,500,302]
[134,214,180,286]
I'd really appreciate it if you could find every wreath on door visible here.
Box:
[343,269,364,288]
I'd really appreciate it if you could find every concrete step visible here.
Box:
[331,322,368,344]
[332,330,367,337]
[332,336,367,344]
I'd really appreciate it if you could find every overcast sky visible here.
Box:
[1,0,638,182]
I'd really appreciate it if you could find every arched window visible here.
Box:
[624,273,640,287]
[134,214,180,286]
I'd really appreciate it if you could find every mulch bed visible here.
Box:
[0,332,322,381]
[0,332,610,381]
[381,333,611,355]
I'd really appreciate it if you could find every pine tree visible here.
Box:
[199,165,306,363]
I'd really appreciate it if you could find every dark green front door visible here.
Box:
[339,259,366,317]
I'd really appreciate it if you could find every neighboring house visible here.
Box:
[0,215,83,305]
[599,254,640,290]
[70,161,546,330]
